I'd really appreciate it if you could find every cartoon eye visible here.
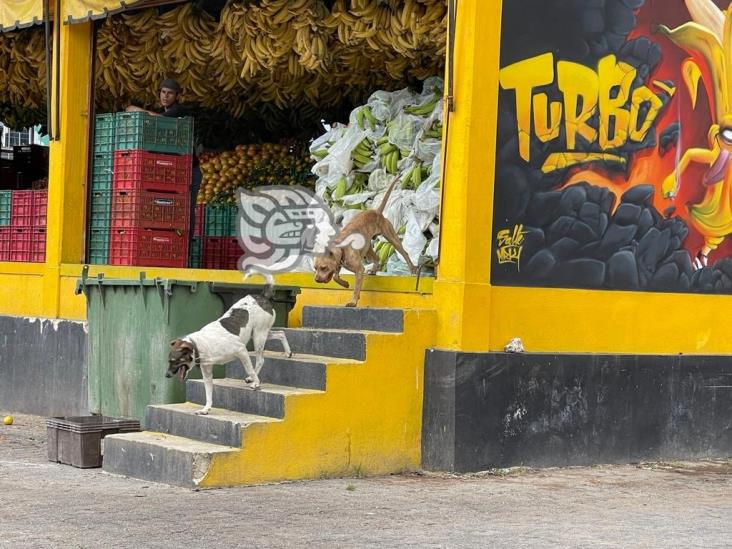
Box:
[722,129,732,144]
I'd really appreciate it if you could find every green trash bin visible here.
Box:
[75,266,300,424]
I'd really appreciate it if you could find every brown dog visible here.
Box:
[314,176,416,307]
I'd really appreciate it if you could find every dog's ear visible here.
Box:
[180,340,194,351]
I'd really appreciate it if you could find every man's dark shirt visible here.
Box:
[158,103,190,118]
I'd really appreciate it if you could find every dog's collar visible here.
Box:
[183,337,202,368]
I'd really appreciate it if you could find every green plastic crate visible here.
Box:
[88,229,110,265]
[115,112,193,155]
[91,153,114,192]
[89,190,112,230]
[188,236,202,269]
[204,204,237,237]
[94,114,116,155]
[0,191,11,226]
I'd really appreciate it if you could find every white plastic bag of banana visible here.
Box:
[385,212,426,276]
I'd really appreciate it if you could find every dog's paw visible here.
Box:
[245,376,253,384]
[345,301,357,308]
[287,352,293,358]
[249,381,261,390]
[194,408,210,416]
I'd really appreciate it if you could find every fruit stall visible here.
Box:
[0,0,495,358]
[82,0,448,274]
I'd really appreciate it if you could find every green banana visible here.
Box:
[363,106,377,131]
[333,176,348,200]
[405,96,440,116]
[411,162,423,187]
[311,148,329,159]
[388,151,399,174]
[379,142,396,156]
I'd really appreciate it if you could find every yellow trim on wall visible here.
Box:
[58,264,434,322]
[432,0,501,351]
[44,20,93,318]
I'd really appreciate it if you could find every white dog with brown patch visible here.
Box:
[166,272,292,415]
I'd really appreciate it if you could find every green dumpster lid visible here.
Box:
[74,265,301,297]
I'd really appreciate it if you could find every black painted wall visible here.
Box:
[0,315,88,416]
[423,350,732,472]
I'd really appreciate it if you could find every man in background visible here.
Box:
[127,78,200,262]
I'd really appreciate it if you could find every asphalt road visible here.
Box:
[1,412,730,548]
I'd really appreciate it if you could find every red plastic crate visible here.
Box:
[109,228,188,267]
[111,190,189,230]
[113,150,192,193]
[202,237,242,270]
[193,203,204,236]
[32,190,47,228]
[9,227,46,262]
[0,227,10,261]
[10,191,34,227]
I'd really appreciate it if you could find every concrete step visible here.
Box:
[301,306,404,333]
[265,328,367,361]
[225,352,360,391]
[145,402,279,448]
[102,431,237,488]
[186,378,322,419]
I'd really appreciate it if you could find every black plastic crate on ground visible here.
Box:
[46,416,140,468]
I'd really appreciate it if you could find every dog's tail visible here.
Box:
[243,268,275,299]
[376,175,400,215]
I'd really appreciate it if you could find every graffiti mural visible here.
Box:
[492,0,732,293]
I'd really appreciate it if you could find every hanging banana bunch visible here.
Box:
[89,0,447,130]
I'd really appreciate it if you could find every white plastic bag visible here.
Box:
[312,124,366,179]
[388,113,424,151]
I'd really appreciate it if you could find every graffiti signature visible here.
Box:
[496,224,528,269]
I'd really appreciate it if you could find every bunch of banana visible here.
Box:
[405,94,441,116]
[90,0,446,128]
[355,106,378,130]
[352,138,375,169]
[400,161,432,189]
[375,239,396,269]
[424,120,443,139]
[376,138,401,175]
[0,29,47,109]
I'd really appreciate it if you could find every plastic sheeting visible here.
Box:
[0,0,145,31]
[310,77,444,275]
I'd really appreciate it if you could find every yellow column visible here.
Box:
[433,0,503,351]
[43,19,93,317]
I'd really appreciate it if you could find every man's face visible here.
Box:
[160,87,178,108]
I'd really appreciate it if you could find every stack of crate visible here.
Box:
[201,203,241,270]
[0,189,47,262]
[88,113,116,264]
[188,203,205,268]
[89,112,193,267]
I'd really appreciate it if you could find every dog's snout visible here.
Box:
[165,371,173,378]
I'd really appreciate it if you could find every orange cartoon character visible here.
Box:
[658,0,732,269]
